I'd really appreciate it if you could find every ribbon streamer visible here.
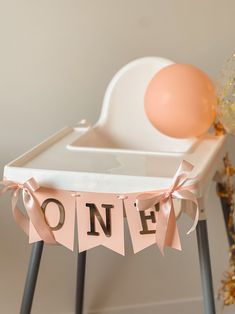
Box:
[0,178,56,244]
[136,160,199,254]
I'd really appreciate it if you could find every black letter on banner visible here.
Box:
[135,202,158,235]
[86,203,113,237]
[41,198,65,231]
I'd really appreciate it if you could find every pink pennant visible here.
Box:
[77,192,125,255]
[125,194,158,253]
[29,187,75,251]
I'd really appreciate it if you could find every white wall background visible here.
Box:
[0,1,234,313]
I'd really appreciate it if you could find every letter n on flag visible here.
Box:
[77,192,124,255]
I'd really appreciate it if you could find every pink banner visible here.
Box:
[1,160,199,255]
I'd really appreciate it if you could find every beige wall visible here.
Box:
[0,1,234,313]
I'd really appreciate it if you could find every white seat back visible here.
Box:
[95,57,196,153]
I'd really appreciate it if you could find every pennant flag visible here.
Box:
[29,187,75,251]
[77,192,125,255]
[125,194,157,253]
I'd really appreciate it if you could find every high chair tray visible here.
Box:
[3,127,227,194]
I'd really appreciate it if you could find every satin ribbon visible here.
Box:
[0,178,56,244]
[136,160,199,255]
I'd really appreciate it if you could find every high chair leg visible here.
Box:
[75,251,87,314]
[196,220,216,314]
[20,241,44,314]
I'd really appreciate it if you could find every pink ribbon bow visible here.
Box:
[0,178,56,244]
[136,160,199,255]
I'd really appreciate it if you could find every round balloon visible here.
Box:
[144,64,217,138]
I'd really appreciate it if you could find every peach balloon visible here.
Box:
[144,64,217,138]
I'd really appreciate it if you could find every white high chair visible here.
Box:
[4,57,227,314]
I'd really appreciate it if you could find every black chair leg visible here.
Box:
[20,241,44,314]
[75,251,87,314]
[196,220,216,314]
